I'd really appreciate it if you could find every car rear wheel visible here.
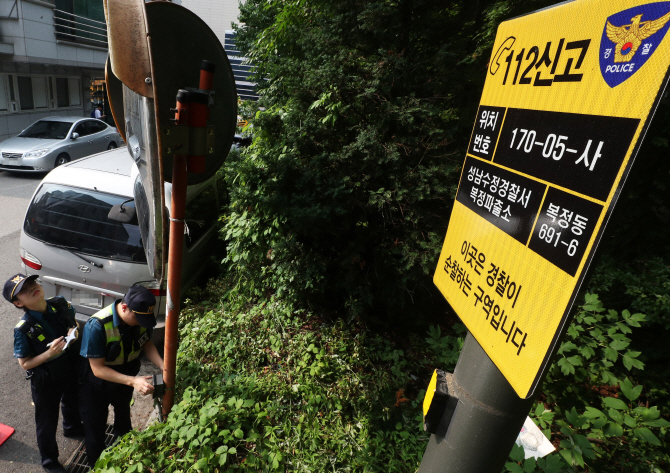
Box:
[54,154,70,167]
[107,142,117,150]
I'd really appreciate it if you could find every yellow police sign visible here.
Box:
[434,0,670,399]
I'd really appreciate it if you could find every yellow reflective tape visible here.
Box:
[38,335,45,342]
[423,369,438,418]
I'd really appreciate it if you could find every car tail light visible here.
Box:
[134,280,166,296]
[20,248,42,270]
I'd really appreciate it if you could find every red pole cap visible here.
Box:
[199,60,216,91]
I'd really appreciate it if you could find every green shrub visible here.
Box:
[504,294,669,472]
[96,290,667,472]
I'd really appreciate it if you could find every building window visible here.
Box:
[53,77,81,108]
[16,76,51,111]
[0,76,9,113]
[32,77,48,109]
[68,78,81,106]
[55,0,107,46]
[1,75,82,113]
[7,75,15,101]
[55,78,69,107]
[17,77,34,110]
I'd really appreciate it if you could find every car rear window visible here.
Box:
[24,184,146,263]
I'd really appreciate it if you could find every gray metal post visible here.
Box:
[418,332,536,473]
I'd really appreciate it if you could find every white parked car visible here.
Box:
[19,148,226,340]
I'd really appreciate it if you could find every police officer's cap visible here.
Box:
[124,285,157,328]
[3,274,38,303]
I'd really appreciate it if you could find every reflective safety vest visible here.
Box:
[91,305,149,366]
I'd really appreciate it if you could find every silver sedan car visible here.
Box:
[0,116,122,172]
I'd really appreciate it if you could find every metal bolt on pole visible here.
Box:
[419,333,535,473]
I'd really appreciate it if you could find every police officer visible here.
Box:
[4,274,83,473]
[79,285,163,468]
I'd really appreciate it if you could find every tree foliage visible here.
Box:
[228,0,670,328]
[226,0,573,323]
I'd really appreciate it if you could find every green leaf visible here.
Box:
[558,449,573,466]
[574,434,595,460]
[609,339,629,350]
[625,317,641,328]
[633,427,661,445]
[583,407,607,428]
[571,447,585,467]
[603,422,624,437]
[559,341,577,353]
[619,378,643,401]
[538,455,564,473]
[505,463,524,473]
[603,347,618,362]
[622,353,644,370]
[615,321,632,334]
[623,414,637,428]
[567,355,582,366]
[602,397,628,410]
[608,408,623,424]
[509,444,525,462]
[565,407,585,428]
[630,313,646,322]
[583,407,605,419]
[557,358,574,376]
[523,458,537,473]
[592,416,607,429]
[579,346,595,359]
[642,418,670,428]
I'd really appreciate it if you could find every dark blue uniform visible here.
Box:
[79,301,153,468]
[13,296,83,471]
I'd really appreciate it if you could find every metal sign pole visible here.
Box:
[418,333,534,473]
[162,81,213,416]
[162,152,188,416]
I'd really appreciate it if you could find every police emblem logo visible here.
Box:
[600,2,670,87]
[11,275,22,284]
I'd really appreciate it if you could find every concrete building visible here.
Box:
[0,0,108,142]
[175,0,258,101]
[178,0,240,46]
